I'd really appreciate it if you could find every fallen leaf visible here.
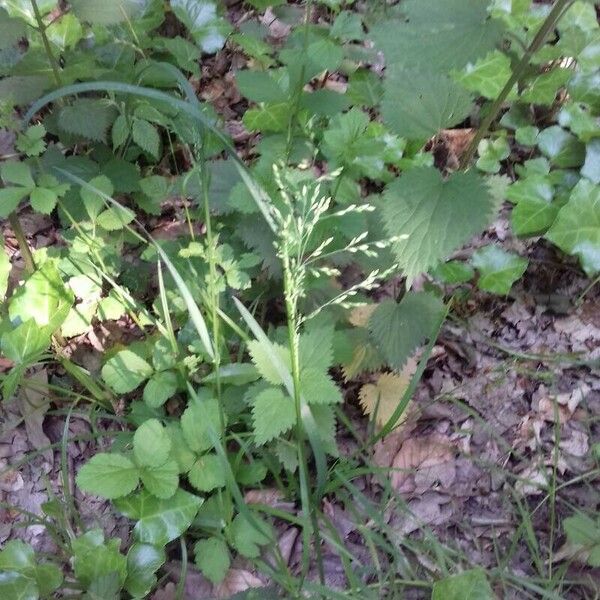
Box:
[18,370,52,465]
[348,304,376,327]
[560,430,589,457]
[214,569,264,598]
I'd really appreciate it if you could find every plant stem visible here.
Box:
[460,0,574,169]
[30,0,63,87]
[8,212,35,273]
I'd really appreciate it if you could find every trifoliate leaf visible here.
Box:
[180,398,222,453]
[368,292,444,371]
[101,350,153,394]
[299,369,343,405]
[432,568,494,600]
[76,453,140,499]
[472,245,528,294]
[359,362,416,430]
[143,371,178,408]
[252,387,296,445]
[188,454,226,492]
[71,0,148,25]
[132,118,160,159]
[454,50,514,99]
[229,513,273,559]
[58,99,118,143]
[16,124,46,157]
[248,340,290,386]
[125,543,165,599]
[383,167,496,281]
[134,419,171,467]
[382,66,473,140]
[115,489,203,546]
[139,461,179,499]
[194,538,230,585]
[546,178,600,276]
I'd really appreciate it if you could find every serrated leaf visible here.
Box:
[347,69,383,107]
[299,325,334,373]
[252,387,296,445]
[359,364,416,430]
[188,453,226,492]
[115,489,202,546]
[76,453,140,499]
[140,461,179,499]
[29,187,57,214]
[229,513,272,559]
[71,0,148,25]
[472,245,528,294]
[125,544,165,599]
[248,340,290,385]
[235,70,287,103]
[432,568,494,600]
[454,50,513,99]
[101,349,153,394]
[546,178,600,275]
[369,292,444,371]
[58,99,118,142]
[171,0,229,54]
[299,369,342,405]
[132,118,160,159]
[134,418,171,467]
[383,167,496,281]
[382,66,472,140]
[1,162,34,188]
[0,187,29,217]
[243,103,289,133]
[143,371,178,408]
[112,114,130,149]
[180,398,222,453]
[194,538,230,585]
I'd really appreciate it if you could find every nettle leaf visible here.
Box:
[299,324,334,372]
[134,418,171,467]
[125,543,165,599]
[115,489,203,546]
[347,69,384,108]
[432,260,475,284]
[180,398,222,453]
[432,568,494,600]
[71,0,148,25]
[194,538,230,585]
[248,340,290,386]
[546,178,600,276]
[16,124,46,157]
[171,0,230,54]
[299,369,343,405]
[252,387,296,445]
[383,167,497,281]
[472,245,528,294]
[188,453,226,492]
[454,50,514,100]
[235,70,287,103]
[369,292,445,371]
[58,99,118,143]
[76,453,140,499]
[140,461,179,499]
[132,118,160,159]
[101,349,153,394]
[382,66,472,140]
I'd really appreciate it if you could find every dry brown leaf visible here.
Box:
[359,359,417,430]
[391,434,455,493]
[244,488,293,510]
[348,303,376,327]
[18,370,52,464]
[214,569,263,599]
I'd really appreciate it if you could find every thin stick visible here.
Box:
[8,212,35,273]
[30,0,63,87]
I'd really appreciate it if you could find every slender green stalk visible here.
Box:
[8,212,35,273]
[30,0,62,87]
[460,0,574,168]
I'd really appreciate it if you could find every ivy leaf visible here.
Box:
[58,99,118,143]
[454,50,514,100]
[194,538,230,585]
[509,176,559,236]
[132,118,160,159]
[180,398,222,453]
[171,0,230,54]
[134,419,171,467]
[432,568,494,600]
[472,245,528,294]
[521,68,573,106]
[252,387,296,445]
[368,292,445,371]
[537,126,586,168]
[382,66,472,140]
[139,461,179,499]
[125,544,165,599]
[582,139,600,184]
[229,513,273,559]
[76,453,140,499]
[71,530,127,588]
[546,179,600,276]
[71,0,148,25]
[115,489,203,546]
[383,167,497,282]
[188,453,226,492]
[476,136,510,173]
[143,371,178,408]
[101,350,153,394]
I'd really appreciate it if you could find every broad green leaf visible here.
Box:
[368,292,445,370]
[511,198,560,236]
[71,0,148,25]
[1,162,34,188]
[382,66,472,140]
[143,371,178,408]
[81,175,113,219]
[188,453,226,492]
[568,71,600,111]
[96,205,136,231]
[454,50,513,99]
[235,70,287,103]
[383,167,497,281]
[472,245,528,294]
[30,564,62,598]
[15,125,46,157]
[72,530,127,587]
[101,350,153,394]
[299,325,334,373]
[125,543,165,599]
[0,75,50,105]
[9,262,72,327]
[331,10,364,41]
[134,418,171,467]
[0,187,29,217]
[166,423,196,473]
[46,13,83,50]
[0,8,26,50]
[432,261,475,284]
[114,489,203,546]
[299,369,343,405]
[243,103,289,133]
[0,319,49,364]
[582,139,600,184]
[432,568,494,600]
[58,99,118,142]
[521,68,573,106]
[140,461,179,499]
[248,340,290,386]
[347,69,383,107]
[558,103,600,142]
[252,387,296,445]
[0,572,37,600]
[0,540,34,571]
[171,0,230,54]
[76,453,140,499]
[476,136,510,173]
[229,513,273,558]
[29,187,57,214]
[132,118,160,159]
[546,179,600,275]
[515,126,539,146]
[194,538,230,585]
[180,398,222,453]
[560,1,599,33]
